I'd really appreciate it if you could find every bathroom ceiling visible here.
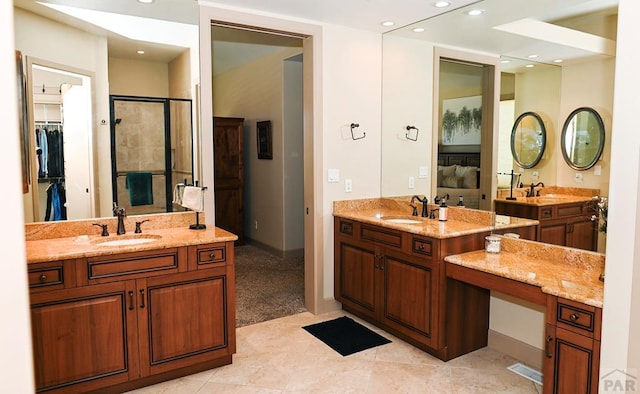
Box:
[14,0,618,64]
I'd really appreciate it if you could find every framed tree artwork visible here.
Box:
[257,120,272,160]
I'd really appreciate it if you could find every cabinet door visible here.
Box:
[567,218,597,251]
[544,324,600,394]
[335,239,378,318]
[30,281,139,393]
[138,269,231,376]
[381,250,438,347]
[539,222,567,246]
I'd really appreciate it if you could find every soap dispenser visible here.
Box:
[439,198,448,222]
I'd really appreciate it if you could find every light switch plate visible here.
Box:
[575,172,583,182]
[408,176,415,189]
[345,179,353,193]
[532,171,539,180]
[419,166,429,179]
[594,165,602,176]
[328,169,339,183]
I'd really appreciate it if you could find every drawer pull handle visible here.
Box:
[39,274,47,283]
[569,313,579,321]
[128,291,134,311]
[545,335,554,358]
[209,253,217,259]
[140,289,146,309]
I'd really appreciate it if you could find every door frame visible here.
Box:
[432,47,500,211]
[199,5,329,314]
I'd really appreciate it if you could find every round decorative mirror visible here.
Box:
[561,107,605,170]
[510,112,546,169]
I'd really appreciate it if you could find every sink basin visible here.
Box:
[380,216,424,224]
[93,235,161,247]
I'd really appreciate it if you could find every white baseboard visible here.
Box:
[488,329,543,372]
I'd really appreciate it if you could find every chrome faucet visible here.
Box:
[410,195,429,217]
[527,182,545,197]
[113,203,126,235]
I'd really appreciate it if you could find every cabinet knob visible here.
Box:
[569,313,579,321]
[209,253,216,259]
[39,274,47,283]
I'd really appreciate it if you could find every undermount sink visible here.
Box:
[93,235,162,247]
[380,216,424,224]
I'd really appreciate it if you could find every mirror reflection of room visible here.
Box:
[14,4,198,223]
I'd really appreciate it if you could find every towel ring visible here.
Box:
[350,123,365,140]
[405,125,419,141]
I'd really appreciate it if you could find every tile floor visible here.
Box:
[126,311,543,393]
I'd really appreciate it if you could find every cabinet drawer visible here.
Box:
[29,267,62,288]
[557,203,585,218]
[552,298,601,339]
[411,237,433,257]
[197,246,227,266]
[82,248,182,284]
[339,220,353,236]
[540,207,554,219]
[28,260,76,292]
[360,225,402,249]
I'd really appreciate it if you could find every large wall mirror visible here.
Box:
[561,107,605,170]
[13,1,199,223]
[510,112,546,169]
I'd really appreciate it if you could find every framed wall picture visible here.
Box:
[257,120,273,160]
[441,95,482,145]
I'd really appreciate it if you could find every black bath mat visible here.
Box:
[302,316,391,356]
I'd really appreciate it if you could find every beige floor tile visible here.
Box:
[126,311,547,394]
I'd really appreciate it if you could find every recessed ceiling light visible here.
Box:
[382,21,395,27]
[467,9,484,16]
[138,0,153,3]
[527,54,538,59]
[525,64,535,68]
[500,59,511,64]
[412,27,425,33]
[434,1,451,8]
[137,50,145,54]
[553,59,564,63]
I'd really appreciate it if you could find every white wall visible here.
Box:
[1,3,35,391]
[14,7,112,218]
[108,57,170,97]
[381,35,434,197]
[213,47,301,251]
[321,25,382,297]
[600,0,640,382]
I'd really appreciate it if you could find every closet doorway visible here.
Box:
[110,95,194,215]
[26,59,94,222]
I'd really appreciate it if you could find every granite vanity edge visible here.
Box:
[25,226,238,263]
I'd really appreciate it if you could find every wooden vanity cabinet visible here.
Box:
[494,200,597,251]
[543,297,602,394]
[334,220,440,349]
[28,242,235,393]
[334,218,489,359]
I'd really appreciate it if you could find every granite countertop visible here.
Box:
[495,194,594,206]
[445,236,605,308]
[333,198,538,239]
[26,213,238,263]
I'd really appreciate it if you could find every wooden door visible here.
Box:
[30,281,139,393]
[567,218,597,251]
[138,269,230,376]
[381,249,437,347]
[335,239,377,318]
[213,117,244,243]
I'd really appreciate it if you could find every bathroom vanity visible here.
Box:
[25,213,237,393]
[494,187,599,251]
[333,198,537,361]
[334,198,603,393]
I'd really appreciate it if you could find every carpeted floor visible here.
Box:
[235,244,307,327]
